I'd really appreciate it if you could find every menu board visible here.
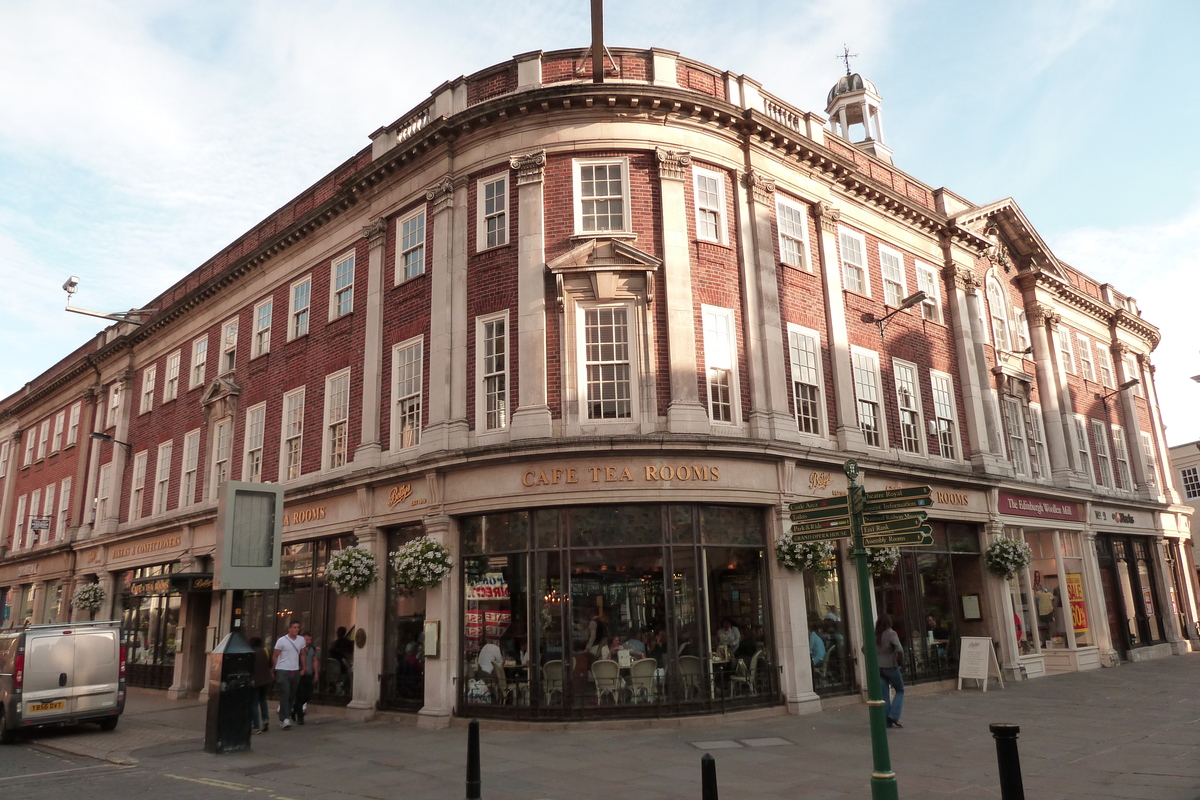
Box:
[957,636,1004,692]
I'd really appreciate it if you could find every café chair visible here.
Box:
[494,665,518,705]
[678,655,703,701]
[591,659,623,704]
[542,660,565,705]
[627,658,657,703]
[730,650,763,697]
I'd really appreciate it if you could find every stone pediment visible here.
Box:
[952,199,1068,280]
[546,238,662,311]
[200,374,241,423]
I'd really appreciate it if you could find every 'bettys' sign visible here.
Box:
[997,492,1083,522]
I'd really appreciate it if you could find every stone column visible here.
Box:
[508,151,554,440]
[346,524,386,719]
[1154,536,1189,654]
[1026,304,1074,484]
[1081,530,1117,663]
[736,167,799,441]
[354,218,387,467]
[98,368,135,535]
[655,148,709,433]
[813,202,867,452]
[0,430,19,555]
[1111,342,1152,498]
[767,507,821,714]
[423,177,457,454]
[983,520,1021,676]
[961,277,1006,462]
[1140,357,1179,503]
[418,514,459,729]
[30,580,47,624]
[940,261,1003,468]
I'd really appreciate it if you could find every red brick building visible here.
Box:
[0,47,1193,724]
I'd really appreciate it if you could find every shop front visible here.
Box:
[0,550,73,628]
[118,563,182,689]
[455,503,778,719]
[381,523,427,711]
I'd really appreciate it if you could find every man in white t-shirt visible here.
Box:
[273,621,306,729]
[475,639,504,686]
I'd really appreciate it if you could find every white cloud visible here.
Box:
[1054,199,1200,446]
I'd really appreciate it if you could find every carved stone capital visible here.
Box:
[1111,341,1131,358]
[742,169,776,203]
[362,217,387,248]
[814,201,841,232]
[425,176,455,214]
[655,148,691,181]
[509,150,546,186]
[117,367,137,386]
[942,264,981,293]
[1026,303,1061,329]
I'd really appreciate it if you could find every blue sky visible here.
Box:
[2,0,1198,444]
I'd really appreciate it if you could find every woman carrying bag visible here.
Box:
[875,614,905,729]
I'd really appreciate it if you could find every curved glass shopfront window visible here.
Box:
[118,563,181,690]
[458,504,777,719]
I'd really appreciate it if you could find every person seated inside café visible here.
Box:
[475,637,505,686]
[808,620,827,666]
[925,615,949,640]
[645,630,666,662]
[716,618,740,655]
[625,629,647,656]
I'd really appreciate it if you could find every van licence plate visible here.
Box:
[29,701,65,713]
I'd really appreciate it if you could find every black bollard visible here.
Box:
[989,723,1024,800]
[701,753,718,800]
[466,718,481,800]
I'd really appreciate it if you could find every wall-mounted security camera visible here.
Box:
[63,276,80,294]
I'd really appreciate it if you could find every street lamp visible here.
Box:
[866,291,927,340]
[63,276,156,326]
[1095,378,1140,410]
[90,431,132,451]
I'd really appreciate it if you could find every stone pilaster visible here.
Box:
[423,177,459,454]
[345,524,386,719]
[814,202,867,452]
[354,218,387,466]
[507,151,554,440]
[942,261,1005,469]
[1026,304,1079,486]
[1139,356,1178,503]
[418,514,459,729]
[767,507,822,714]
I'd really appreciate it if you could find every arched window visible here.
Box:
[986,277,1011,351]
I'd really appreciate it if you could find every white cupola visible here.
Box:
[825,71,892,164]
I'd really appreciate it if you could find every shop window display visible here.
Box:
[119,563,181,690]
[803,548,853,695]
[1019,531,1094,651]
[382,524,427,710]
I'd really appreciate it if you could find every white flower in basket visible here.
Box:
[72,583,106,616]
[864,545,901,576]
[985,538,1032,580]
[326,545,379,598]
[775,535,836,584]
[390,537,453,592]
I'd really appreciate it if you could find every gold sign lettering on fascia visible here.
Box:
[885,485,970,507]
[809,472,833,491]
[387,485,412,508]
[110,536,182,561]
[522,464,722,488]
[282,507,326,527]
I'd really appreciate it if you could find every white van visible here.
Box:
[0,620,126,743]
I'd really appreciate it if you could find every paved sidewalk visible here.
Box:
[18,653,1200,799]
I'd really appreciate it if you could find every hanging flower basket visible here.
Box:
[326,545,379,598]
[72,582,106,614]
[775,535,836,585]
[985,538,1032,580]
[390,536,453,592]
[863,545,901,576]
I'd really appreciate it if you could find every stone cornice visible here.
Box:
[1031,271,1161,349]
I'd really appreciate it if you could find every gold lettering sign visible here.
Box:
[110,536,182,561]
[282,507,326,527]
[129,579,173,597]
[935,491,970,506]
[521,464,721,488]
[809,472,832,491]
[387,485,412,508]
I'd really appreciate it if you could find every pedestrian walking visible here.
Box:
[249,636,273,733]
[272,620,306,730]
[293,632,320,725]
[875,613,905,729]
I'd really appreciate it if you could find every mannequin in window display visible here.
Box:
[1034,571,1055,640]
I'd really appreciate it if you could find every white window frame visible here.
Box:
[140,365,156,414]
[1076,335,1094,382]
[23,428,35,466]
[253,298,273,358]
[692,166,727,244]
[220,318,238,375]
[477,174,508,251]
[1057,328,1074,375]
[281,388,305,481]
[578,303,639,423]
[96,463,113,523]
[1141,432,1159,488]
[210,418,232,500]
[573,157,631,235]
[164,350,181,402]
[1111,425,1132,491]
[986,277,1011,351]
[893,359,924,455]
[396,207,427,284]
[58,477,71,537]
[289,275,312,340]
[191,335,209,389]
[1028,403,1051,479]
[41,485,55,542]
[1012,308,1031,353]
[153,440,172,516]
[330,251,355,319]
[66,401,81,446]
[878,245,907,309]
[838,228,869,296]
[1071,416,1093,484]
[930,370,960,461]
[475,313,509,433]
[180,429,200,507]
[1002,396,1030,477]
[243,403,266,483]
[0,441,8,478]
[29,489,40,546]
[51,411,64,453]
[1095,342,1114,388]
[914,262,942,323]
[1124,354,1142,397]
[130,451,148,522]
[14,495,27,550]
[392,339,424,450]
[323,368,352,471]
[786,324,825,437]
[36,420,50,460]
[776,195,811,271]
[1090,419,1114,488]
[701,305,739,425]
[1181,466,1200,499]
[850,346,885,448]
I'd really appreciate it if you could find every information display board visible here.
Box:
[957,636,1004,692]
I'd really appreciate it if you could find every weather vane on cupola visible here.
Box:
[837,44,859,76]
